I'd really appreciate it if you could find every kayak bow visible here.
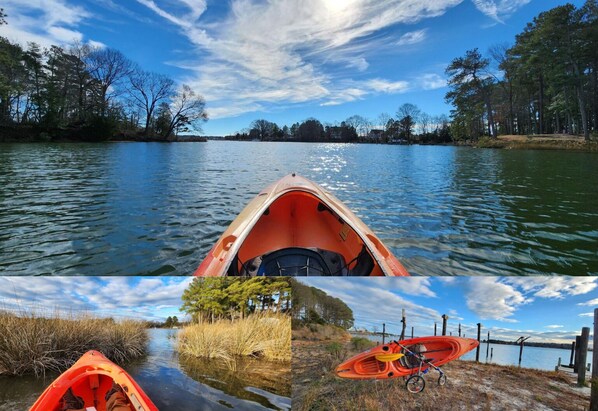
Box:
[30,350,157,411]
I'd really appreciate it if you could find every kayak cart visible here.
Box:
[395,341,447,393]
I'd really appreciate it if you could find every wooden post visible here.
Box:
[382,323,386,344]
[570,340,576,367]
[575,336,581,373]
[400,309,406,340]
[434,322,437,336]
[486,331,490,361]
[476,323,481,362]
[411,326,414,339]
[490,347,493,360]
[578,327,590,387]
[459,323,461,337]
[442,314,448,336]
[516,336,530,366]
[590,309,598,411]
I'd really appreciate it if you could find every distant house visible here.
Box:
[368,129,384,140]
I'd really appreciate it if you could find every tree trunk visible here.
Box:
[508,82,514,134]
[573,61,590,140]
[538,75,544,134]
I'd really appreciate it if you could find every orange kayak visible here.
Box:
[336,336,479,380]
[194,174,410,276]
[30,350,157,411]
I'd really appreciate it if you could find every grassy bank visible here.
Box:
[473,134,598,151]
[292,324,352,342]
[178,313,291,365]
[293,338,591,411]
[0,311,148,377]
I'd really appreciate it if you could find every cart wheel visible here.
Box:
[438,374,447,386]
[406,375,426,393]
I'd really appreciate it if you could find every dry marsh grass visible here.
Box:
[178,313,291,364]
[0,311,148,377]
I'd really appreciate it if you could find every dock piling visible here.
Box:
[476,323,481,362]
[400,309,406,340]
[575,336,581,373]
[382,323,386,344]
[578,327,590,387]
[442,314,448,336]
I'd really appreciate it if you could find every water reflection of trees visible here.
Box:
[179,354,291,409]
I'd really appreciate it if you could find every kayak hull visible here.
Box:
[194,174,409,276]
[336,337,479,380]
[30,350,157,411]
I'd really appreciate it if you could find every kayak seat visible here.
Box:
[240,247,348,276]
[398,344,427,369]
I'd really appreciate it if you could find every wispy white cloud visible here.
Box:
[507,277,598,300]
[139,0,464,118]
[418,73,446,90]
[0,0,98,48]
[465,277,531,321]
[395,29,427,46]
[545,325,563,329]
[471,0,531,23]
[577,298,598,306]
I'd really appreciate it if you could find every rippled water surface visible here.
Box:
[0,329,290,410]
[1,142,596,275]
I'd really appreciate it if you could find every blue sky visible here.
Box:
[298,277,598,344]
[0,0,585,135]
[0,277,193,322]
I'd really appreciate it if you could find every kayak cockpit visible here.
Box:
[224,190,383,276]
[227,245,376,276]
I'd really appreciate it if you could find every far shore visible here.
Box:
[2,130,597,152]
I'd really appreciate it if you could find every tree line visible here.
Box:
[180,278,291,323]
[228,104,451,144]
[447,1,597,141]
[290,279,354,329]
[0,13,207,141]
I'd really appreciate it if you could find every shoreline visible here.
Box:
[2,132,596,151]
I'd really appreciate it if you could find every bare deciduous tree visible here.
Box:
[86,48,133,117]
[377,112,391,131]
[161,84,208,139]
[128,67,174,135]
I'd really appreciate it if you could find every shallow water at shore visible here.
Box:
[1,141,597,275]
[0,328,290,410]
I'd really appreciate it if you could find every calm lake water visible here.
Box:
[0,328,291,410]
[1,141,596,275]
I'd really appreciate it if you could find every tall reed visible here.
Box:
[0,311,148,377]
[178,312,291,364]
